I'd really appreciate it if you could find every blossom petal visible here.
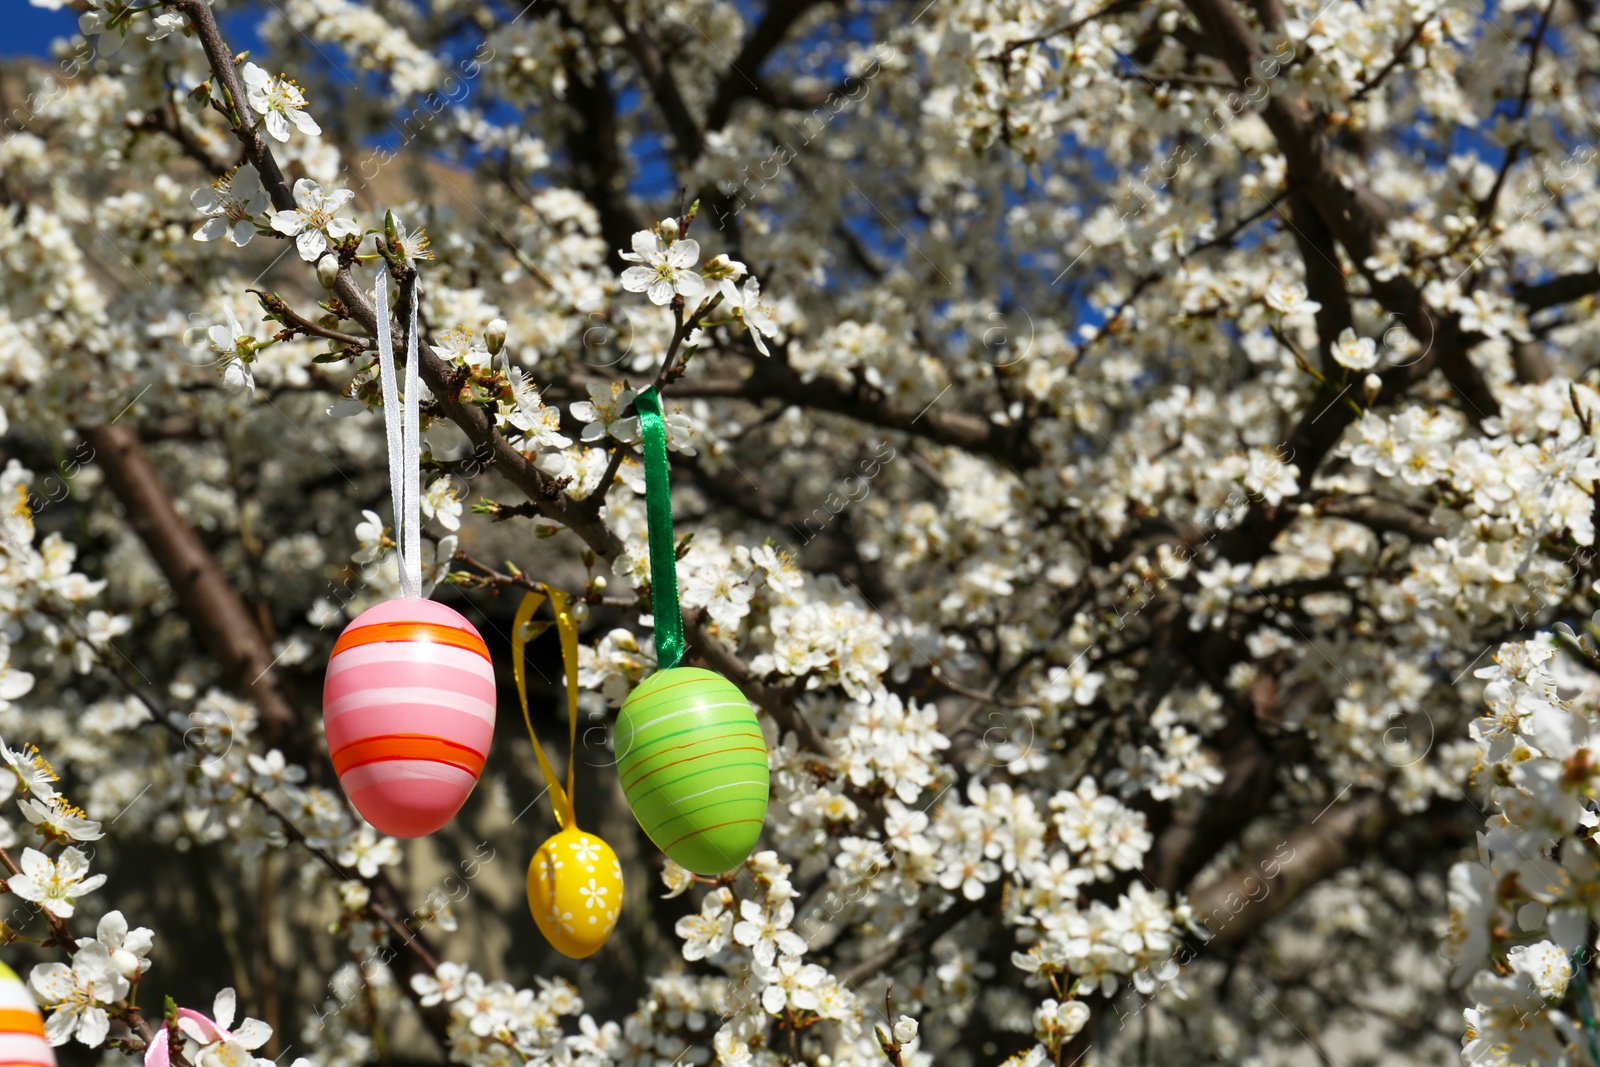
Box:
[97,910,128,944]
[231,1019,271,1049]
[667,239,700,268]
[29,963,74,1003]
[296,230,327,262]
[194,218,229,243]
[629,230,659,258]
[76,1008,108,1047]
[213,988,236,1031]
[42,1007,76,1047]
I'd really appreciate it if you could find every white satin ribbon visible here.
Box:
[373,266,424,598]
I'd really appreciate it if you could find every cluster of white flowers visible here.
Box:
[17,0,1600,1061]
[0,727,315,1067]
[1446,638,1600,1065]
[663,852,864,1065]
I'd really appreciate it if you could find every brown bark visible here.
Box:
[82,424,304,758]
[675,359,1039,469]
[1186,793,1392,947]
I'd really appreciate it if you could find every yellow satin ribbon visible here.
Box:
[512,586,580,829]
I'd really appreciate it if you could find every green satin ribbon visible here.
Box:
[635,387,685,671]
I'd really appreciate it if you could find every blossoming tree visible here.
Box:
[1,0,1598,1063]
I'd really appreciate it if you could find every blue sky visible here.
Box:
[7,5,267,61]
[10,6,78,57]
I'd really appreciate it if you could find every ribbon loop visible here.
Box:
[635,387,685,671]
[403,281,422,597]
[372,268,423,598]
[512,586,582,829]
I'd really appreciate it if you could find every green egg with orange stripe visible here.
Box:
[615,666,770,875]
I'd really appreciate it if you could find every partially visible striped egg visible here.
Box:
[527,827,624,958]
[615,667,769,875]
[323,598,495,838]
[0,962,53,1067]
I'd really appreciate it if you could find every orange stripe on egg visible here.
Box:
[663,817,766,854]
[0,1010,45,1039]
[620,741,769,792]
[331,622,490,661]
[0,1015,43,1036]
[331,734,487,777]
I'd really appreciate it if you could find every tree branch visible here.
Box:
[1174,0,1499,567]
[840,897,980,986]
[326,263,627,563]
[80,424,305,759]
[559,39,642,271]
[674,360,1037,469]
[1181,0,1499,436]
[1513,269,1600,314]
[704,0,836,133]
[1314,494,1444,541]
[1147,718,1276,892]
[172,0,631,565]
[605,2,705,161]
[1187,793,1391,947]
[172,0,295,213]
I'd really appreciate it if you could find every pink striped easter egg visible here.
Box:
[323,598,495,837]
[0,961,54,1067]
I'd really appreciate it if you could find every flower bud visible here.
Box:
[659,217,680,241]
[706,254,747,279]
[338,881,371,910]
[485,318,507,355]
[110,948,142,979]
[187,81,212,115]
[892,1016,917,1044]
[316,255,340,290]
[1363,372,1382,406]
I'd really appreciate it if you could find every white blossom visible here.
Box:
[30,942,127,1046]
[192,166,270,247]
[269,179,359,262]
[241,64,322,142]
[7,846,106,918]
[619,227,706,306]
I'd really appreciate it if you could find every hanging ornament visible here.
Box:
[323,268,493,838]
[514,587,623,958]
[614,387,769,876]
[0,961,54,1067]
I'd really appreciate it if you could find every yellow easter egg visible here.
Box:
[527,827,623,958]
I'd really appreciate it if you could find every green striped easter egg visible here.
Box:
[616,667,770,875]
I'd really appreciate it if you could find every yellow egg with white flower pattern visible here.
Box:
[527,827,623,958]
